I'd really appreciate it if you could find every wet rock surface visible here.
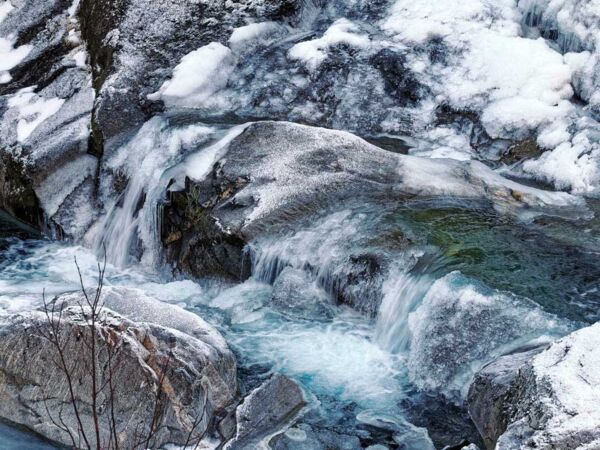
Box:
[225,373,306,449]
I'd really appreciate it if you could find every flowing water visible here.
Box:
[2,191,599,448]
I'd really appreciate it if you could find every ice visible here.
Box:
[35,154,96,218]
[288,19,370,72]
[149,42,235,109]
[94,117,216,267]
[7,89,65,142]
[406,272,571,399]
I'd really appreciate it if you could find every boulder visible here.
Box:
[78,0,304,151]
[0,0,96,236]
[467,347,546,449]
[162,121,587,313]
[0,289,238,449]
[468,323,600,450]
[225,373,306,449]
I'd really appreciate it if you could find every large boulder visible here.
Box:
[224,373,306,449]
[0,288,238,449]
[0,0,96,236]
[468,323,600,450]
[161,121,586,312]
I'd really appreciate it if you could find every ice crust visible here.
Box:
[148,0,600,195]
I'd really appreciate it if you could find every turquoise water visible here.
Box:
[0,197,598,449]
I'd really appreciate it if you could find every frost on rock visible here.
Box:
[470,322,600,450]
[406,272,570,399]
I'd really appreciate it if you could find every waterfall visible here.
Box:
[93,117,249,269]
[374,270,434,354]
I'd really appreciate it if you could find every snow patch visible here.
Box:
[149,42,235,109]
[288,19,370,72]
[7,89,65,142]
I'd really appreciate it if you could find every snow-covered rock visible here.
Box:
[468,322,600,449]
[161,121,588,313]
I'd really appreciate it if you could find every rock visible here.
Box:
[500,140,544,165]
[162,121,586,313]
[402,271,569,398]
[0,0,97,237]
[270,267,335,320]
[269,424,363,450]
[0,289,238,449]
[225,373,306,449]
[467,347,547,449]
[78,0,304,151]
[468,323,600,450]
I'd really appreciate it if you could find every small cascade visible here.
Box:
[374,270,434,354]
[519,0,584,53]
[93,117,248,269]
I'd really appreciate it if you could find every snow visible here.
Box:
[522,133,600,194]
[148,42,235,108]
[528,322,600,447]
[288,19,370,72]
[228,22,281,51]
[184,124,249,181]
[7,89,65,142]
[0,1,13,22]
[0,1,32,82]
[0,37,32,84]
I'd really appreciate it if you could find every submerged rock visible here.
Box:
[0,289,238,449]
[468,323,600,450]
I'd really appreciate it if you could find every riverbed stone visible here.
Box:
[225,373,306,449]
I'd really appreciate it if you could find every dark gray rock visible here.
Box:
[0,0,96,237]
[162,121,585,314]
[467,347,546,449]
[225,373,306,449]
[78,0,304,151]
